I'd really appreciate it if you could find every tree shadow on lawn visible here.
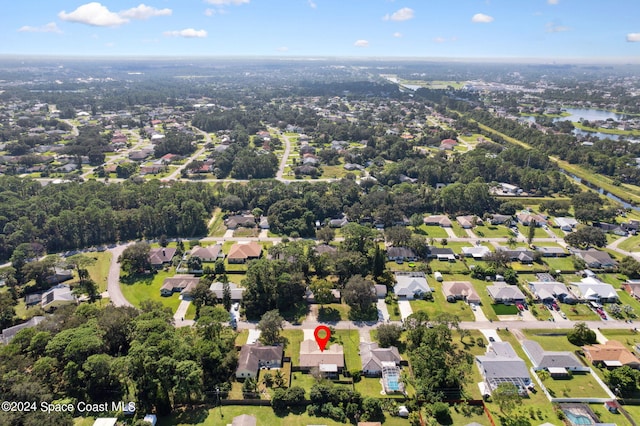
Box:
[281,302,309,325]
[318,307,341,323]
[167,406,210,425]
[120,273,155,285]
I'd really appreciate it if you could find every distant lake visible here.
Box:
[556,108,630,123]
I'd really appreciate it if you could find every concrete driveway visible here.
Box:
[376,299,390,321]
[398,300,413,321]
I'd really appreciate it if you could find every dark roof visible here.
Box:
[1,316,46,344]
[149,247,177,266]
[387,246,416,259]
[237,344,283,375]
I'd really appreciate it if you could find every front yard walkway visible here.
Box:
[376,299,390,321]
[173,299,194,328]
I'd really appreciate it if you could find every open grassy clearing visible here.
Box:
[84,251,112,292]
[120,269,182,313]
[543,256,577,272]
[617,235,640,252]
[409,280,475,321]
[280,329,303,365]
[416,224,449,239]
[473,224,514,238]
[331,329,360,371]
[559,303,600,321]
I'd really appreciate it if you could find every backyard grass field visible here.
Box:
[119,269,182,313]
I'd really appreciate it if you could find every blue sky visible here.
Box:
[2,0,640,61]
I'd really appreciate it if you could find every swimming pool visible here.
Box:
[563,409,594,425]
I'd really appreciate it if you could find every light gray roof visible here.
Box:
[394,272,429,296]
[486,283,525,301]
[1,316,46,344]
[209,281,245,300]
[522,340,585,370]
[360,342,401,372]
[528,281,570,299]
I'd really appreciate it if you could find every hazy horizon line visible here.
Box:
[1,54,640,65]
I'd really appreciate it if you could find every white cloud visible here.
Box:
[471,13,494,23]
[383,7,414,21]
[59,2,172,27]
[276,46,289,52]
[545,22,570,33]
[59,2,128,27]
[119,4,172,20]
[205,0,249,4]
[548,0,559,4]
[627,33,640,42]
[354,39,369,47]
[393,32,402,38]
[205,8,215,16]
[17,22,62,34]
[308,0,317,9]
[164,28,208,38]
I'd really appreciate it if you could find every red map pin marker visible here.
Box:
[314,325,331,352]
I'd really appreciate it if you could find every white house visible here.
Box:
[394,272,430,299]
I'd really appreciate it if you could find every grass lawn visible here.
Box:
[517,224,545,239]
[385,298,402,321]
[409,282,475,321]
[233,227,260,238]
[281,329,303,365]
[416,224,449,239]
[588,403,634,426]
[208,208,226,237]
[543,256,577,272]
[618,235,640,251]
[332,329,360,371]
[539,372,610,399]
[492,304,519,315]
[443,273,498,321]
[84,252,112,292]
[157,405,411,426]
[185,302,197,320]
[599,328,640,351]
[451,222,469,238]
[120,269,182,313]
[433,240,474,254]
[319,164,351,179]
[521,329,578,352]
[473,224,513,238]
[288,371,317,391]
[317,303,350,322]
[549,226,567,238]
[560,303,600,321]
[235,329,249,347]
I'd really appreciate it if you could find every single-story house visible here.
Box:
[486,282,526,304]
[427,246,456,261]
[461,246,491,259]
[1,316,46,344]
[457,215,483,229]
[299,339,345,372]
[597,222,628,236]
[209,281,245,301]
[496,247,536,264]
[573,249,617,269]
[306,288,341,304]
[160,275,199,297]
[535,246,567,257]
[521,340,589,375]
[360,342,402,376]
[44,268,73,285]
[41,285,77,311]
[149,247,177,269]
[190,244,224,262]
[554,217,578,232]
[582,340,640,369]
[489,214,512,225]
[394,272,430,300]
[528,281,574,303]
[387,247,417,262]
[516,212,547,227]
[373,284,387,299]
[423,215,452,227]
[236,343,284,379]
[442,281,481,304]
[227,242,262,264]
[476,342,532,393]
[329,216,349,228]
[225,214,256,229]
[623,280,640,300]
[314,244,337,255]
[569,277,618,303]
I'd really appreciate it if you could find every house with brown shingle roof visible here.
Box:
[227,242,262,264]
[149,247,177,268]
[160,275,199,297]
[423,215,452,227]
[190,244,224,262]
[442,281,481,304]
[236,343,283,379]
[299,339,345,371]
[582,340,640,369]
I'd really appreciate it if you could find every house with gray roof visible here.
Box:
[573,249,617,269]
[190,244,224,262]
[528,281,575,303]
[394,272,430,300]
[521,340,588,376]
[209,281,245,301]
[476,342,532,394]
[569,277,618,303]
[41,285,77,311]
[554,217,578,232]
[160,275,199,297]
[387,247,417,262]
[486,282,526,304]
[360,342,402,376]
[1,316,46,344]
[461,246,491,259]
